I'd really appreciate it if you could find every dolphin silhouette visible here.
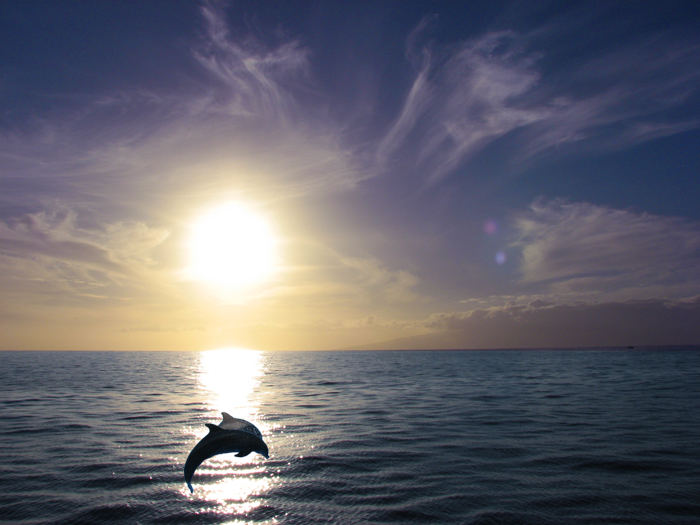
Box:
[184,412,269,493]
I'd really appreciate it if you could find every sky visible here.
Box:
[1,0,700,350]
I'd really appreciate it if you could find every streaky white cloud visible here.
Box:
[182,1,372,195]
[268,237,421,307]
[195,1,310,121]
[0,207,170,303]
[0,1,368,220]
[378,31,543,183]
[339,255,420,304]
[512,199,700,298]
[379,26,700,183]
[616,119,700,147]
[376,50,432,168]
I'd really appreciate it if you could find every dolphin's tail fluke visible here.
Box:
[184,446,204,493]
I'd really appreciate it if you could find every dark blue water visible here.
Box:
[1,349,700,524]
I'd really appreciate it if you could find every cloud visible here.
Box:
[0,210,122,274]
[0,1,368,219]
[338,255,420,303]
[195,2,310,121]
[378,31,544,183]
[269,238,421,307]
[4,7,698,212]
[511,199,700,299]
[378,26,700,183]
[0,207,170,303]
[376,46,433,168]
[355,297,700,349]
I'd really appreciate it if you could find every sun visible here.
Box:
[186,202,278,290]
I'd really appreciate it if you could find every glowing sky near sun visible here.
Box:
[1,1,700,350]
[185,202,278,293]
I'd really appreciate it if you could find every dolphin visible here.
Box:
[184,412,269,493]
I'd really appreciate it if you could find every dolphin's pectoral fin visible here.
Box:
[235,449,252,457]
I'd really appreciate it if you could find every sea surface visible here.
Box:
[1,348,700,524]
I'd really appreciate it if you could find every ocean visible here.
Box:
[1,348,699,524]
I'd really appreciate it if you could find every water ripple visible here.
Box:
[1,349,699,524]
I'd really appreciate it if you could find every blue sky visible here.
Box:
[1,1,700,349]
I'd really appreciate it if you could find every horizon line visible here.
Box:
[2,344,700,353]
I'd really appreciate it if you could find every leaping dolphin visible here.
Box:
[184,412,269,493]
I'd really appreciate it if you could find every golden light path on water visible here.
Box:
[187,348,277,520]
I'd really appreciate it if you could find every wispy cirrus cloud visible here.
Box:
[269,237,421,307]
[195,1,310,121]
[4,6,698,213]
[0,1,367,219]
[378,30,543,183]
[377,24,700,183]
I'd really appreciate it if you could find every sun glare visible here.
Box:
[187,202,278,290]
[189,348,273,506]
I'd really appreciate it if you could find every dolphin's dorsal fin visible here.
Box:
[219,412,263,438]
[205,423,223,433]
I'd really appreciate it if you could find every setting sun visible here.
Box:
[186,202,278,290]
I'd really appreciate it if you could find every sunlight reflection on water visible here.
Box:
[191,348,275,516]
[199,347,263,420]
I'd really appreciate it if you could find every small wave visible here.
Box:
[468,510,554,525]
[2,348,700,524]
[151,505,279,524]
[371,505,448,523]
[1,427,54,435]
[360,408,391,416]
[528,493,608,509]
[1,497,79,523]
[0,397,43,405]
[65,461,122,474]
[56,502,152,524]
[78,475,155,489]
[60,423,93,430]
[136,442,177,450]
[574,457,674,473]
